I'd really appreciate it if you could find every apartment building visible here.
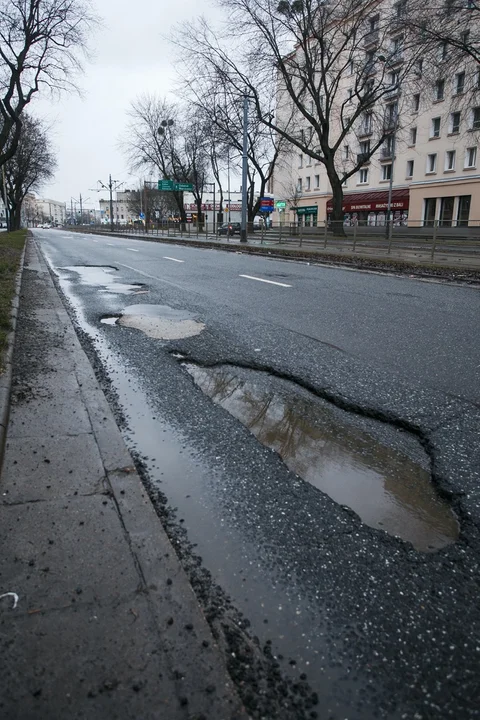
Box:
[273,2,480,228]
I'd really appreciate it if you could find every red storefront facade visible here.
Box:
[326,189,409,226]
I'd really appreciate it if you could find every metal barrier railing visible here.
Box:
[66,219,480,265]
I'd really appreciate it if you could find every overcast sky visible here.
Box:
[32,0,221,211]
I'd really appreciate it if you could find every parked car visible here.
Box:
[218,222,241,236]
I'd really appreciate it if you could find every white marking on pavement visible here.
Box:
[107,243,115,246]
[163,256,184,263]
[116,263,186,291]
[239,274,291,287]
[127,248,139,252]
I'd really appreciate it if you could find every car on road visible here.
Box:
[218,222,241,236]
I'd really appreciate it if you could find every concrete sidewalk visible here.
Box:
[0,238,247,719]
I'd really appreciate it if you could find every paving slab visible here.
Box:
[0,236,247,719]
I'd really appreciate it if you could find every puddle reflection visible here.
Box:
[186,364,459,552]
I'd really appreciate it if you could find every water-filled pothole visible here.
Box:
[101,304,205,340]
[60,266,147,294]
[185,363,459,552]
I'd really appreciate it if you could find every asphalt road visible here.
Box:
[33,228,480,720]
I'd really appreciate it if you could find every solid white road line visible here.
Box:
[239,274,291,288]
[163,256,184,263]
[127,248,139,252]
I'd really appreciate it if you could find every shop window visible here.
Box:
[424,197,436,227]
[465,146,477,168]
[439,197,454,227]
[445,150,456,171]
[457,195,471,226]
[450,111,461,134]
[406,160,414,177]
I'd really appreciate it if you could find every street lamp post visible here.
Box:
[240,93,248,243]
[206,182,216,234]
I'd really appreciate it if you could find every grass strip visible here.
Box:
[0,230,27,370]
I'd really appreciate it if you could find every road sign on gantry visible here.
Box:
[158,179,175,191]
[174,182,194,191]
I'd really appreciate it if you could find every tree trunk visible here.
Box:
[326,166,346,238]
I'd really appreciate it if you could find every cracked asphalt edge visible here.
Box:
[0,235,27,469]
[35,236,324,719]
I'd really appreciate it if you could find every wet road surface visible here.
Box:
[33,229,480,719]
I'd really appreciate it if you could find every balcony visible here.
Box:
[363,29,379,48]
[387,52,404,67]
[357,152,371,165]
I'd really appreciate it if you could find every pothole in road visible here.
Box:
[185,363,459,552]
[101,304,205,340]
[60,265,148,294]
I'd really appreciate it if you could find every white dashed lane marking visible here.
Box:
[127,248,140,252]
[239,274,291,288]
[163,256,184,263]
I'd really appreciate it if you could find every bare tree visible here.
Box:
[122,96,211,227]
[0,0,96,168]
[174,3,429,233]
[174,29,285,223]
[1,114,56,230]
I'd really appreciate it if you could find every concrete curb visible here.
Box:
[66,228,480,282]
[0,234,27,468]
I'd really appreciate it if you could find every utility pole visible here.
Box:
[240,94,248,243]
[92,176,124,232]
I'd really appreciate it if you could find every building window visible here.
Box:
[427,153,437,173]
[299,154,303,168]
[360,139,371,155]
[471,107,480,130]
[348,61,354,75]
[394,1,406,16]
[438,42,448,61]
[409,127,417,145]
[343,145,349,160]
[406,160,414,177]
[435,79,445,100]
[415,59,423,76]
[431,117,441,138]
[305,176,311,191]
[455,71,465,94]
[314,174,320,188]
[306,155,312,166]
[347,88,354,104]
[450,111,461,134]
[359,168,369,184]
[460,30,470,46]
[465,146,477,168]
[413,94,420,112]
[369,14,379,30]
[382,164,392,180]
[297,178,302,192]
[445,150,456,170]
[388,70,399,87]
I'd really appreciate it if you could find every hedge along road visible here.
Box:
[36,228,480,720]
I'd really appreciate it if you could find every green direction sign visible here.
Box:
[296,205,318,215]
[174,182,194,191]
[276,201,286,208]
[158,179,175,191]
